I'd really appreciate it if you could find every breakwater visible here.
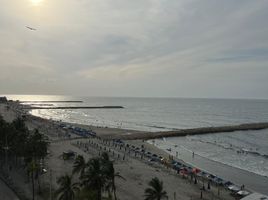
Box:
[119,122,268,140]
[20,100,83,103]
[25,106,124,109]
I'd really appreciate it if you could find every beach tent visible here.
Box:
[192,168,201,174]
[179,168,189,176]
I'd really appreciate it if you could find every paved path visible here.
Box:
[0,180,19,200]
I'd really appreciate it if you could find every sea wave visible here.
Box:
[188,136,268,160]
[154,140,268,178]
[177,145,268,177]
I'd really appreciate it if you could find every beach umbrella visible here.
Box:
[192,168,201,174]
[179,168,188,176]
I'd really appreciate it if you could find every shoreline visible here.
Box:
[1,101,237,200]
[25,104,268,195]
[27,104,268,177]
[2,100,268,199]
[149,140,268,195]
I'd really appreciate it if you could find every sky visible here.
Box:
[0,0,268,99]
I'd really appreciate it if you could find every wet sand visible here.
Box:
[151,141,268,195]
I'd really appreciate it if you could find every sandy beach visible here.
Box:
[150,140,268,195]
[0,101,239,200]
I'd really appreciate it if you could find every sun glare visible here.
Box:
[30,0,44,6]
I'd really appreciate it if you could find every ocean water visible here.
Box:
[149,129,268,177]
[4,95,268,178]
[7,95,268,132]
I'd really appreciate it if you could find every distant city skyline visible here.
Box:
[1,0,268,99]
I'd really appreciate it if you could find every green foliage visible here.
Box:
[144,177,168,200]
[55,174,80,200]
[101,152,125,200]
[0,116,48,163]
[0,115,8,149]
[67,153,124,200]
[75,187,97,200]
[25,129,49,162]
[12,117,28,133]
[73,155,87,177]
[81,158,106,200]
[0,116,49,200]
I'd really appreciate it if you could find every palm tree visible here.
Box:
[25,129,49,194]
[75,187,97,200]
[81,158,107,200]
[55,174,80,200]
[101,152,125,200]
[73,155,87,177]
[12,117,28,133]
[28,160,38,200]
[105,161,125,200]
[100,152,110,165]
[144,177,168,200]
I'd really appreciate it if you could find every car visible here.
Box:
[113,139,123,144]
[172,163,182,170]
[213,177,224,185]
[223,181,233,187]
[148,157,158,162]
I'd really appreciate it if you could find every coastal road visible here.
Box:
[0,180,19,200]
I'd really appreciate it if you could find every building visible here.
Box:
[0,96,8,103]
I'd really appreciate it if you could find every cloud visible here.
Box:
[0,0,268,98]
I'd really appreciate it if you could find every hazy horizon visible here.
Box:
[1,0,268,99]
[3,94,268,101]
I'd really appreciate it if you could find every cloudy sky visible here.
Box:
[0,0,268,98]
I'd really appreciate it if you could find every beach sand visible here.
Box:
[0,102,235,200]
